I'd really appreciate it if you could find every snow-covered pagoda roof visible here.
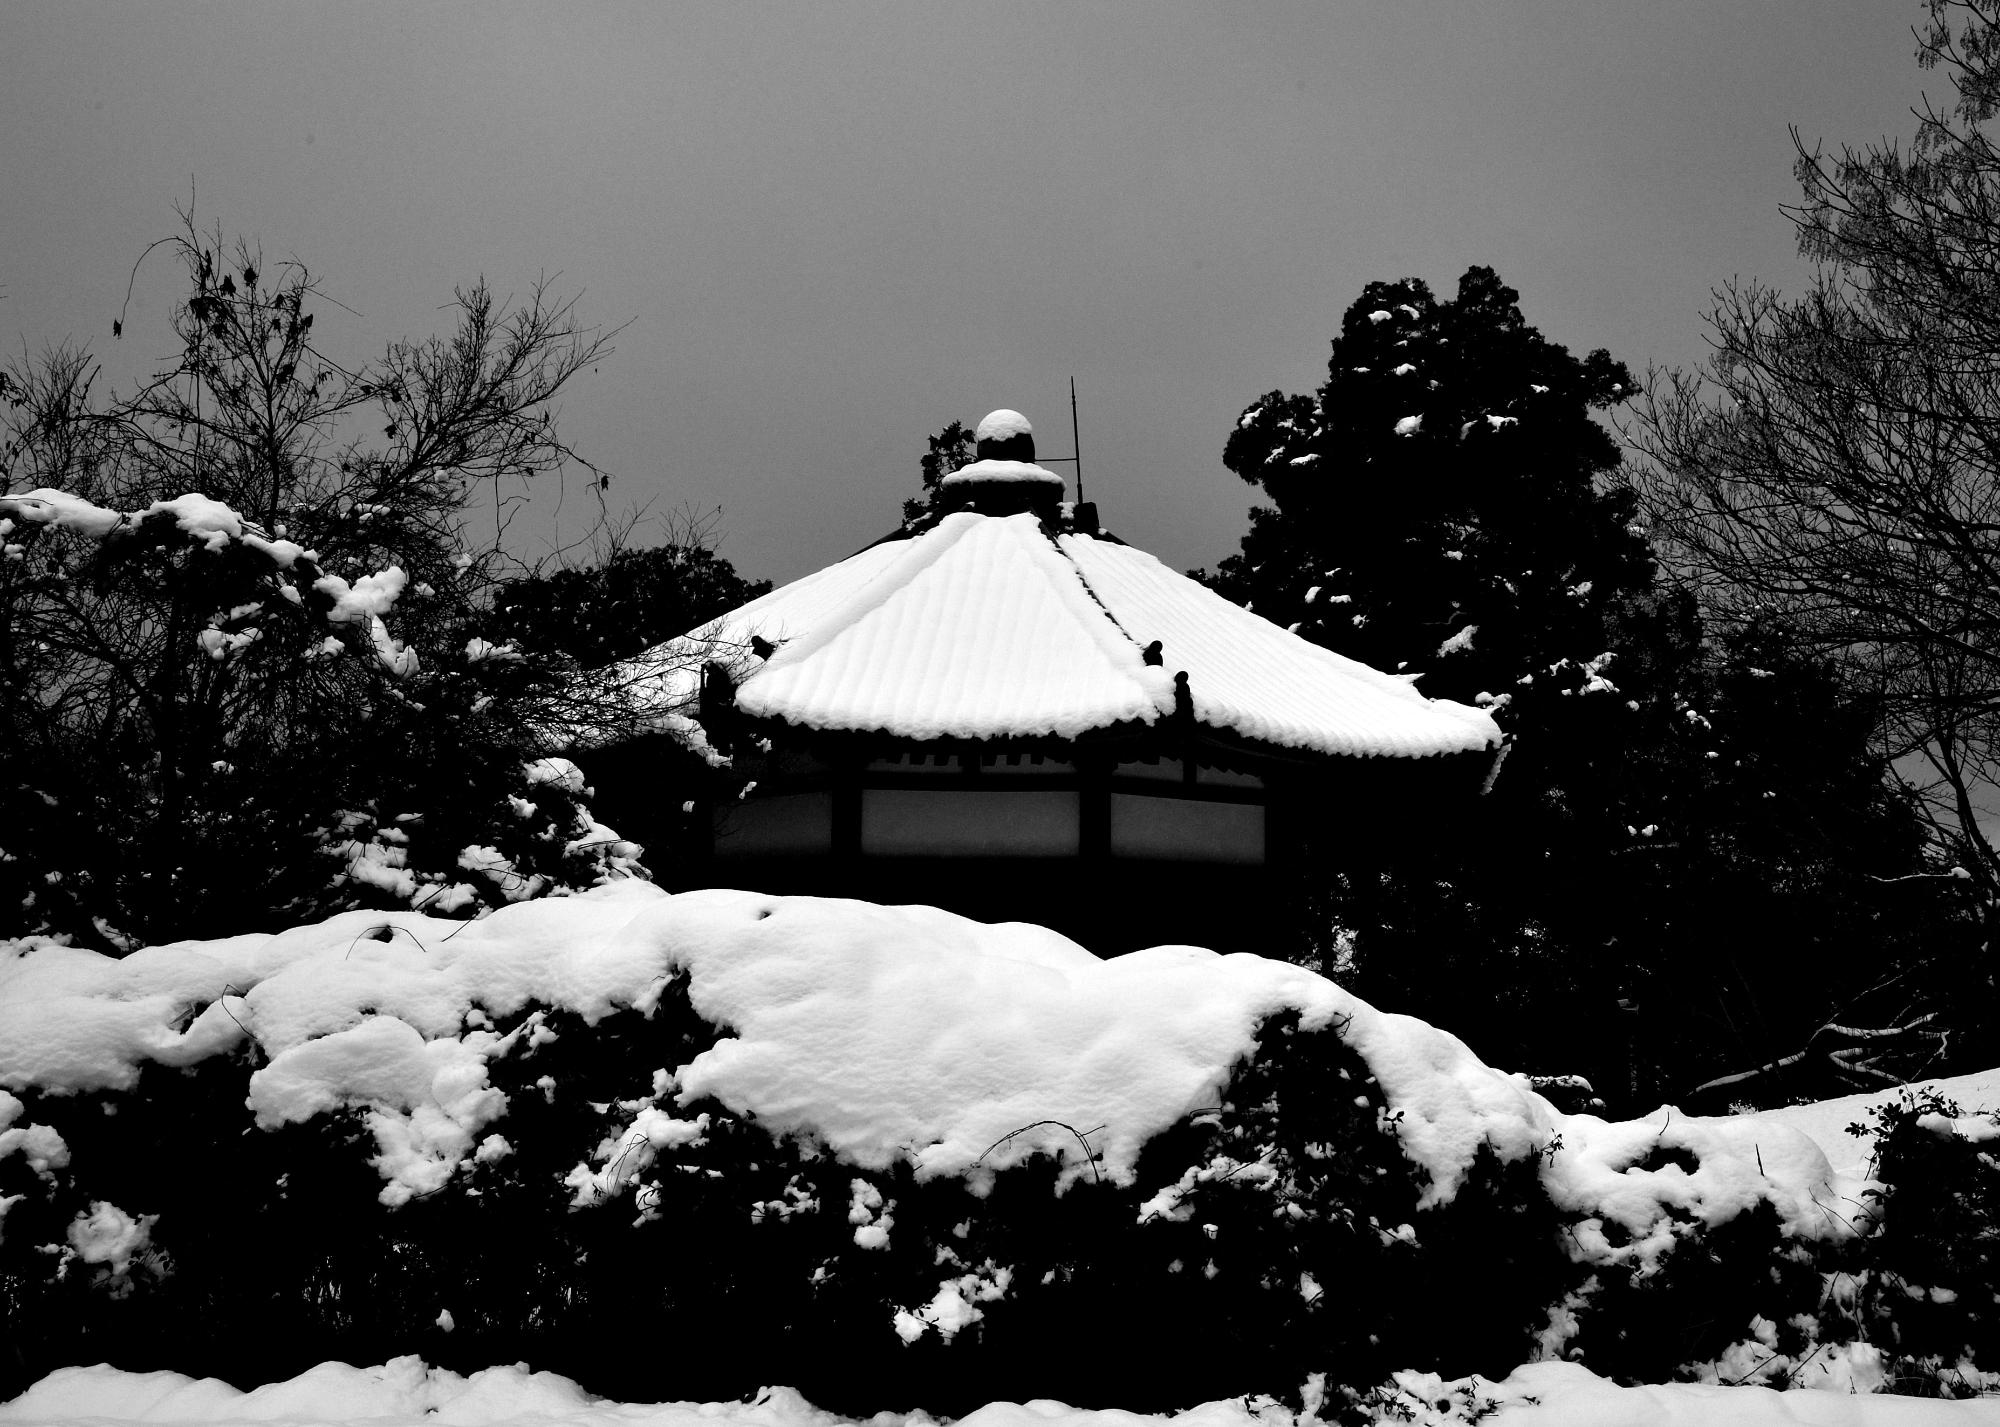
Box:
[611,411,1501,762]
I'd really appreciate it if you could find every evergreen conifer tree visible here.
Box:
[1211,266,1648,710]
[1205,268,1955,1104]
[0,215,658,947]
[493,521,771,670]
[901,421,975,523]
[1632,0,2000,1053]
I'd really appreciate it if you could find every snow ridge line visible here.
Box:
[747,512,985,680]
[1039,520,1180,722]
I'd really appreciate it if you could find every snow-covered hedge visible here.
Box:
[1792,1090,2000,1396]
[13,1356,1994,1427]
[0,477,663,950]
[0,886,1978,1414]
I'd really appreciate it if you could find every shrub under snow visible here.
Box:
[0,885,1980,1415]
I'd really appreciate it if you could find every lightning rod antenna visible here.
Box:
[1070,376,1083,506]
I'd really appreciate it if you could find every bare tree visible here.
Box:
[1630,0,2000,918]
[0,211,653,947]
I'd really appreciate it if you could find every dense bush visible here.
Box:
[0,996,1571,1417]
[1545,1090,2000,1399]
[0,214,662,950]
[1837,1091,2000,1396]
[10,1036,1982,1417]
[0,999,1536,1415]
[1199,267,1970,1110]
[4,894,1992,1417]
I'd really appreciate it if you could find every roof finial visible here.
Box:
[939,408,1066,517]
[974,409,1035,464]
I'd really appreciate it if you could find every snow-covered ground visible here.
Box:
[1762,1069,2000,1179]
[0,882,1559,1207]
[3,884,1997,1425]
[4,1355,1999,1427]
[0,881,1888,1226]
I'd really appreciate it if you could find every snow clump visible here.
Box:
[10,1355,1998,1427]
[0,885,1861,1237]
[0,884,1551,1202]
[973,409,1032,444]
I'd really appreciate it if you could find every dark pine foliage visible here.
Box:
[0,998,1572,1418]
[1201,268,1958,1106]
[0,216,631,950]
[901,421,975,524]
[492,535,770,671]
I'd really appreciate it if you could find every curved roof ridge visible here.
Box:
[595,509,1501,760]
[752,510,983,679]
[1043,520,1141,648]
[1014,516,1177,720]
[736,512,1169,740]
[1056,532,1501,760]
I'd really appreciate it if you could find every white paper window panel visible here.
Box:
[1109,793,1265,864]
[861,788,1081,857]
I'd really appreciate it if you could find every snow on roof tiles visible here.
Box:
[743,512,1170,740]
[620,511,1499,760]
[937,457,1066,489]
[1058,533,1500,758]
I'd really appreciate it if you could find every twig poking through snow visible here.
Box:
[979,1120,1107,1187]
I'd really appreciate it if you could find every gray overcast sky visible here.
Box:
[1,2,1936,586]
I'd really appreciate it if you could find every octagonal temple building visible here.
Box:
[583,409,1503,955]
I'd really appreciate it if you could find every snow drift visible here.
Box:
[8,1357,2000,1427]
[0,884,1972,1414]
[3,882,1557,1204]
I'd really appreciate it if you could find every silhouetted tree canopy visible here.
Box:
[494,520,771,670]
[1205,267,1959,1105]
[0,213,654,948]
[1632,0,2000,934]
[901,420,975,523]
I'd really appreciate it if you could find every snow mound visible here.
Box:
[936,458,1065,487]
[974,409,1033,444]
[1,898,1943,1415]
[0,1358,603,1426]
[1760,1068,2000,1178]
[3,884,1554,1204]
[1546,1107,1869,1275]
[0,887,1870,1230]
[10,1358,2000,1427]
[3,883,1877,1277]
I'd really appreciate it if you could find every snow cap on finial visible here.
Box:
[939,408,1065,514]
[974,409,1036,464]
